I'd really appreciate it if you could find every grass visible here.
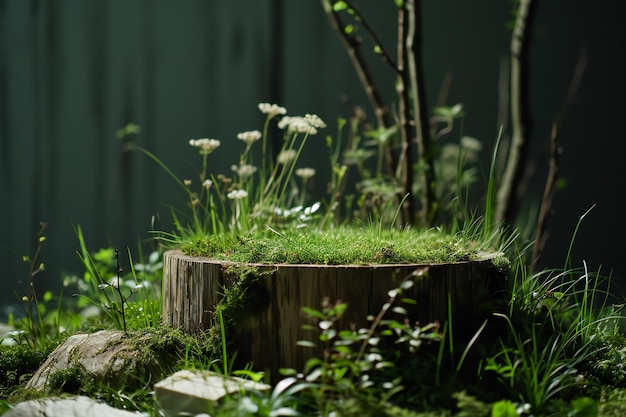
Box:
[3,237,626,416]
[180,226,493,265]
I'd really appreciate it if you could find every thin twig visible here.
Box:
[531,47,587,271]
[342,0,399,72]
[321,0,390,129]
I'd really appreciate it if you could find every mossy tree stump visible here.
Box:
[162,250,507,379]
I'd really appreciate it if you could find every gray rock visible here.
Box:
[154,369,270,417]
[26,329,159,391]
[3,395,137,417]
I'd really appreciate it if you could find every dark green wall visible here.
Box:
[2,1,625,313]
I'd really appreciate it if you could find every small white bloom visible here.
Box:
[227,189,248,200]
[237,130,262,146]
[278,116,318,135]
[277,116,294,130]
[304,113,326,128]
[203,179,213,190]
[258,103,287,118]
[189,138,221,155]
[277,149,297,165]
[460,136,482,152]
[295,167,316,180]
[184,179,192,187]
[278,115,324,135]
[232,163,257,179]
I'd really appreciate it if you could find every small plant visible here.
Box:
[276,272,441,414]
[483,260,622,414]
[73,224,162,331]
[128,104,327,245]
[94,249,143,333]
[9,223,66,349]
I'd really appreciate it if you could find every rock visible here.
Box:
[26,328,180,391]
[3,395,136,417]
[0,322,17,346]
[154,369,270,416]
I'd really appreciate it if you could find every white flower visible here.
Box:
[227,189,248,200]
[184,179,192,187]
[231,164,258,179]
[277,149,297,165]
[237,130,262,146]
[258,103,287,118]
[304,114,326,129]
[203,179,213,190]
[295,167,316,180]
[189,138,221,155]
[460,136,482,152]
[278,115,324,135]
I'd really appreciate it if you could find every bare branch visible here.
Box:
[321,0,391,129]
[531,47,587,271]
[495,0,534,226]
[343,0,400,72]
[407,0,438,225]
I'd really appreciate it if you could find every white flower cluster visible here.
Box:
[189,138,221,155]
[277,149,297,165]
[231,163,258,179]
[303,114,327,129]
[227,189,248,200]
[295,167,316,180]
[258,103,287,118]
[277,114,326,136]
[237,130,262,146]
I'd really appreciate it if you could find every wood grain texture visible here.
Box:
[162,250,506,379]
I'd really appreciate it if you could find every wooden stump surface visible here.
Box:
[162,250,506,379]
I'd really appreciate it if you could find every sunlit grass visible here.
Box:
[180,226,494,265]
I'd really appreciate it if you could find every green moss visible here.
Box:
[488,255,511,275]
[182,227,483,265]
[0,342,57,399]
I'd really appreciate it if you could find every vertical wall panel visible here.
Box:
[1,0,625,313]
[0,0,275,309]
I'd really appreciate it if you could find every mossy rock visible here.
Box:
[25,327,192,393]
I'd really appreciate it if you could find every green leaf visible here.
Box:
[392,306,407,315]
[400,280,414,290]
[569,397,597,417]
[332,1,348,12]
[301,306,326,320]
[297,340,317,348]
[491,400,517,417]
[333,302,348,317]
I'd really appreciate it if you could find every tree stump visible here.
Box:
[162,250,507,379]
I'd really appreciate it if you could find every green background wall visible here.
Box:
[1,1,625,314]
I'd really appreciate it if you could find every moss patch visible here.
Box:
[181,227,482,265]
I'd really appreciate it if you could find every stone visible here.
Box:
[3,395,136,417]
[154,369,270,416]
[0,322,17,346]
[26,329,177,391]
